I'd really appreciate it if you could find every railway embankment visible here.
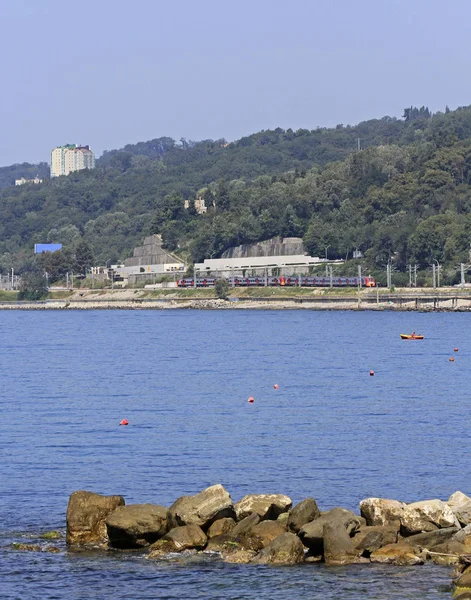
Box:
[3,288,471,310]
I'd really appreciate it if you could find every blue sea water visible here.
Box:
[1,309,469,599]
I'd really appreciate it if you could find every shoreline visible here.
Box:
[3,287,471,311]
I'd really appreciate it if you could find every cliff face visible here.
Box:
[221,237,305,259]
[124,235,179,267]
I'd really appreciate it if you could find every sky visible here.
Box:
[1,0,471,166]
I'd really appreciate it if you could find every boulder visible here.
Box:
[106,504,168,548]
[405,527,460,550]
[148,524,207,557]
[231,513,260,536]
[277,512,289,526]
[168,485,235,530]
[222,549,257,563]
[360,498,405,529]
[401,499,459,535]
[426,541,468,565]
[287,498,320,533]
[455,566,471,598]
[370,542,424,566]
[323,521,360,565]
[207,517,236,538]
[205,532,263,554]
[454,524,471,544]
[448,491,471,526]
[252,521,287,548]
[66,490,125,546]
[353,526,398,556]
[299,507,365,553]
[252,532,304,564]
[234,494,292,521]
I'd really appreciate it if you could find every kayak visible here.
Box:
[400,334,424,340]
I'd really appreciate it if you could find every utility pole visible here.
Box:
[386,262,391,289]
[414,264,417,287]
[461,263,466,288]
[358,265,362,289]
[432,263,436,289]
[357,138,361,151]
[408,264,412,288]
[66,272,69,289]
[329,265,333,288]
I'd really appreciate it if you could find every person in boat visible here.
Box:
[411,331,416,339]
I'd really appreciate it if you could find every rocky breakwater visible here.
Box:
[66,486,471,593]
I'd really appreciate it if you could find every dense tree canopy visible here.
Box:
[3,105,471,284]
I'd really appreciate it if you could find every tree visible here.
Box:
[18,268,48,300]
[215,278,230,299]
[74,240,94,275]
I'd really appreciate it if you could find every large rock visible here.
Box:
[168,485,235,530]
[455,566,471,598]
[148,524,207,557]
[287,498,320,533]
[323,521,360,565]
[448,491,471,526]
[401,499,459,534]
[106,504,168,548]
[252,521,287,548]
[353,526,398,556]
[299,508,365,553]
[360,498,405,529]
[405,527,460,550]
[370,542,424,566]
[207,517,236,538]
[252,532,304,564]
[231,513,260,536]
[206,531,264,554]
[234,494,292,521]
[66,490,125,546]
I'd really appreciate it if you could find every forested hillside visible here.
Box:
[3,105,471,285]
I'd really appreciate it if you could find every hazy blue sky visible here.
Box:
[1,0,470,165]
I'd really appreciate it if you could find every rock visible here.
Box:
[449,491,471,526]
[454,524,471,545]
[353,526,398,556]
[106,503,168,548]
[401,499,459,535]
[299,507,365,553]
[252,532,305,564]
[323,521,360,565]
[405,527,460,550]
[231,513,260,536]
[234,494,292,521]
[148,524,207,558]
[207,517,236,538]
[206,531,263,554]
[11,543,42,552]
[222,549,257,563]
[370,542,424,566]
[426,541,468,565]
[168,484,235,530]
[66,490,125,546]
[288,498,320,533]
[277,512,289,526]
[360,498,405,529]
[40,531,63,540]
[251,521,287,547]
[455,566,471,597]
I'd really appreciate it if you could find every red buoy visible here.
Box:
[119,419,129,425]
[369,370,375,376]
[449,357,455,362]
[273,384,279,389]
[248,396,254,403]
[454,348,459,352]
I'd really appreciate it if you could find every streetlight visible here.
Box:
[325,245,331,260]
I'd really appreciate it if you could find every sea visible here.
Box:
[1,309,469,599]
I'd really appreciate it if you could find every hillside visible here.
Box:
[2,105,471,285]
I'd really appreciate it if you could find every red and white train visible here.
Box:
[177,276,376,288]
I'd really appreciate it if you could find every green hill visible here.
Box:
[2,105,471,285]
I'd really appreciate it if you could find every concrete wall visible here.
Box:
[221,237,305,259]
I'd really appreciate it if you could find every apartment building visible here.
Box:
[50,144,95,177]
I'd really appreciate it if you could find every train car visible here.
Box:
[177,275,376,288]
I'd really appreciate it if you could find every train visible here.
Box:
[177,276,377,288]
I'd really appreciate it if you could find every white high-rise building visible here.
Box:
[50,144,95,177]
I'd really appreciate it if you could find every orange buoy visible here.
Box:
[273,384,279,389]
[454,348,459,352]
[119,419,129,425]
[369,370,374,376]
[248,396,254,403]
[449,357,455,362]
